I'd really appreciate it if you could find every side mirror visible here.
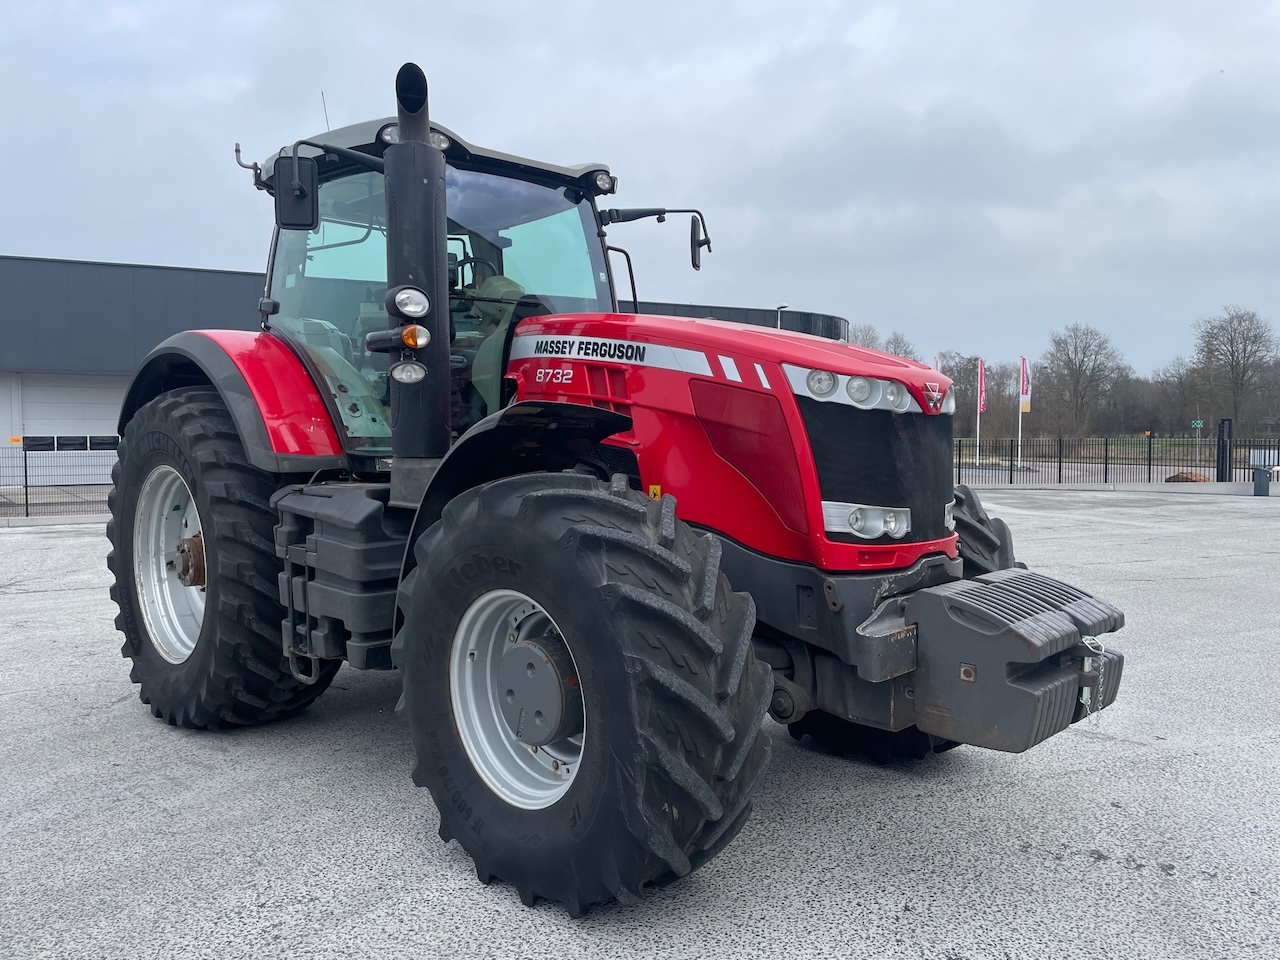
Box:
[690,215,711,271]
[273,155,319,231]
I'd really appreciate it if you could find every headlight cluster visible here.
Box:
[393,287,430,318]
[390,361,427,384]
[784,364,923,414]
[822,501,912,540]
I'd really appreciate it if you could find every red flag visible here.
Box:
[1019,356,1032,413]
[977,358,987,413]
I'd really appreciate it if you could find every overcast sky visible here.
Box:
[4,1,1280,373]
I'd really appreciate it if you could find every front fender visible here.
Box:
[397,400,631,587]
[118,330,346,474]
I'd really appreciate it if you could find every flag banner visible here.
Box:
[978,358,987,413]
[933,356,940,371]
[1019,356,1032,413]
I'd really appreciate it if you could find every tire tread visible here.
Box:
[108,386,337,729]
[394,471,771,916]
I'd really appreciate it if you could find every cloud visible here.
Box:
[4,0,1280,373]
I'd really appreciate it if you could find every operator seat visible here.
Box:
[352,287,389,349]
[470,275,526,414]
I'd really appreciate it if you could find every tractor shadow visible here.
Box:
[197,667,1010,929]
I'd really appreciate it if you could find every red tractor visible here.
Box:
[108,64,1124,916]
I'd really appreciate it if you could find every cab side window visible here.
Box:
[268,171,392,451]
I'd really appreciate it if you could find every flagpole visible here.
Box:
[975,358,984,470]
[1017,403,1022,472]
[1017,356,1030,472]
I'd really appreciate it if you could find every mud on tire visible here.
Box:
[392,472,773,916]
[107,387,338,728]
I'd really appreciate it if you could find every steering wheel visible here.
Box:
[455,256,500,287]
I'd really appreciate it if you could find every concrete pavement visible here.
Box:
[0,491,1277,959]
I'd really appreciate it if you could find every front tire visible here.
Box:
[952,484,1025,577]
[107,387,338,728]
[393,472,773,916]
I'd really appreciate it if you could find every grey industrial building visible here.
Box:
[0,254,847,446]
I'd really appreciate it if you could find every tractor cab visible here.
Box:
[259,121,615,453]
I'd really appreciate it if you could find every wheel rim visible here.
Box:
[450,589,584,809]
[133,464,206,665]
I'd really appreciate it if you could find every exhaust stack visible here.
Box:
[384,63,450,505]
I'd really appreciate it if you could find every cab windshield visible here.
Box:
[268,165,611,454]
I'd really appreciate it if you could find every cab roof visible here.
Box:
[260,118,610,185]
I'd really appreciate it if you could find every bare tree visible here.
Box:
[846,322,882,350]
[983,361,1021,437]
[884,331,923,362]
[936,353,1020,437]
[1037,323,1127,436]
[937,352,976,435]
[1027,358,1065,437]
[1192,305,1278,426]
[1260,356,1280,434]
[1095,367,1154,435]
[1153,356,1201,435]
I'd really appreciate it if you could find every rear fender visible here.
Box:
[118,330,346,474]
[397,400,631,588]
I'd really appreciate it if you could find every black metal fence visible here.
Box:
[955,435,1280,486]
[3,432,1277,519]
[1,439,117,518]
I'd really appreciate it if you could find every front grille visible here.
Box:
[796,398,953,543]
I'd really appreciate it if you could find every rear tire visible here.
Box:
[107,387,338,728]
[393,472,772,916]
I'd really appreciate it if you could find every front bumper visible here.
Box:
[904,568,1125,751]
[714,536,1125,754]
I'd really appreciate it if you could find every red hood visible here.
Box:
[515,311,953,399]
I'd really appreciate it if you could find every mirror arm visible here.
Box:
[603,207,712,247]
[290,146,306,203]
[233,143,267,191]
[242,139,386,196]
[267,139,389,199]
[600,207,668,225]
[291,139,386,175]
[599,206,712,272]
